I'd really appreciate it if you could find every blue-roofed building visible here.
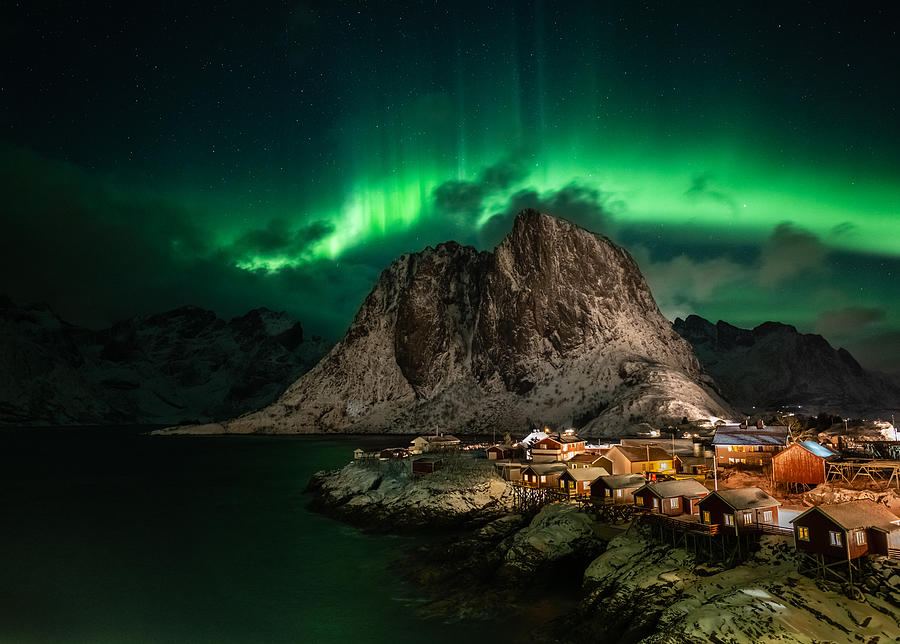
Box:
[713,420,789,468]
[773,440,838,488]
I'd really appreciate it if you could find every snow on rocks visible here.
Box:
[503,503,606,575]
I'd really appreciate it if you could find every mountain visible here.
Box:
[211,210,733,437]
[674,314,900,416]
[0,301,330,426]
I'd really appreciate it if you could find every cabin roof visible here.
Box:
[597,473,646,489]
[712,425,788,446]
[522,463,569,474]
[706,487,781,510]
[796,441,837,459]
[610,445,672,462]
[568,453,605,464]
[561,467,609,481]
[790,500,900,531]
[637,479,708,499]
[538,433,584,444]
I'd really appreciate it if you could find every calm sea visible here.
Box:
[0,430,510,644]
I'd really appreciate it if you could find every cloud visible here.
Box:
[814,307,886,337]
[757,221,827,286]
[224,218,333,265]
[432,153,532,222]
[479,182,610,248]
[684,173,738,216]
[631,247,751,320]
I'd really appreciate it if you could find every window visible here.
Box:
[855,531,866,546]
[540,475,546,483]
[541,443,547,449]
[829,531,842,547]
[605,488,611,497]
[724,514,734,526]
[659,462,668,471]
[797,526,810,541]
[762,511,773,523]
[616,489,622,497]
[652,498,659,508]
[743,512,753,524]
[559,480,566,488]
[636,496,644,506]
[669,498,678,509]
[702,511,711,524]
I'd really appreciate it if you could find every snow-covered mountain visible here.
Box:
[215,210,733,437]
[674,314,900,416]
[0,298,330,425]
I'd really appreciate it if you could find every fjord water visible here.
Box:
[0,430,498,643]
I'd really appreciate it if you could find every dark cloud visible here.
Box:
[432,153,531,221]
[478,182,609,248]
[814,307,886,337]
[224,218,333,264]
[684,173,738,216]
[757,221,827,286]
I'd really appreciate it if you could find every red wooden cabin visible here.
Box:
[558,466,609,495]
[633,479,709,515]
[772,441,837,486]
[697,487,781,532]
[791,500,900,559]
[590,473,645,505]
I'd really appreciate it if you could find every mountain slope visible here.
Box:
[218,210,733,436]
[674,314,900,415]
[0,302,329,425]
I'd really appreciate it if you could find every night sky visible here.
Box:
[1,2,898,374]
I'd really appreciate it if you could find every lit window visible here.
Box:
[605,489,612,497]
[670,498,678,509]
[559,480,565,488]
[855,531,866,546]
[702,511,711,524]
[653,498,659,508]
[616,489,622,497]
[659,462,668,471]
[540,475,546,483]
[743,512,753,524]
[797,526,809,541]
[762,511,773,523]
[636,496,644,506]
[829,531,842,547]
[724,514,734,526]
[541,444,547,449]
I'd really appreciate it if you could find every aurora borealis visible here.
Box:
[1,2,898,374]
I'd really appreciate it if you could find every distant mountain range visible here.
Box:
[200,210,734,437]
[674,315,900,417]
[0,297,329,426]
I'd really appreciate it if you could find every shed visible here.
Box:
[521,463,569,488]
[633,479,709,515]
[412,456,443,476]
[558,467,609,495]
[590,473,645,505]
[772,441,837,487]
[698,487,781,531]
[790,500,900,559]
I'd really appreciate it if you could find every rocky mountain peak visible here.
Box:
[222,210,733,437]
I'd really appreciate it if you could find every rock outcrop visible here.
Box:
[213,210,733,437]
[561,532,900,643]
[0,301,329,425]
[675,314,900,416]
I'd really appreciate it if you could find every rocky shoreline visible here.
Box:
[308,462,900,643]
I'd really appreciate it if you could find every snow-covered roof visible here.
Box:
[791,500,900,531]
[520,431,549,447]
[706,487,781,510]
[610,445,672,462]
[561,467,609,481]
[597,473,645,489]
[637,479,708,499]
[712,425,788,446]
[797,441,837,459]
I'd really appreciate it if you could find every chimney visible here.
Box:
[693,440,702,457]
